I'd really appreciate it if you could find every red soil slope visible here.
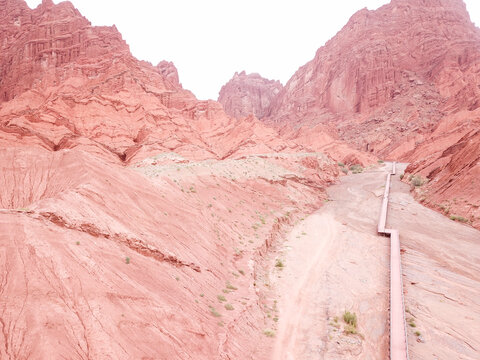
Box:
[0,1,345,358]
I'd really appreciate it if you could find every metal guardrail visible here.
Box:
[378,162,409,360]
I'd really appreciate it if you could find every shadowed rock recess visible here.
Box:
[0,0,479,359]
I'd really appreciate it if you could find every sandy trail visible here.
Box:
[271,163,480,359]
[272,166,390,359]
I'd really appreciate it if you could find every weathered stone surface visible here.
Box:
[0,1,344,359]
[263,0,480,227]
[218,71,283,119]
[156,60,181,88]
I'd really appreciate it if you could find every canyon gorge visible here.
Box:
[0,0,479,359]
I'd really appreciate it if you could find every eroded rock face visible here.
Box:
[0,1,344,359]
[269,0,479,122]
[403,113,480,229]
[262,0,480,228]
[218,71,283,119]
[0,0,130,102]
[156,60,180,87]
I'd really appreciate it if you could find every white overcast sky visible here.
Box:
[25,0,480,100]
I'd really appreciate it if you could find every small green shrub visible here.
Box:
[378,160,384,164]
[411,175,425,187]
[400,174,404,180]
[341,167,349,174]
[349,164,364,174]
[125,257,130,264]
[275,259,284,268]
[226,282,238,290]
[217,295,227,302]
[337,162,345,167]
[344,324,358,335]
[414,331,421,337]
[263,329,276,337]
[224,303,234,311]
[450,215,468,223]
[209,306,221,317]
[343,311,357,327]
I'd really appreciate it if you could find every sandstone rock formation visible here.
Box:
[0,1,345,359]
[156,60,181,87]
[258,0,480,228]
[218,71,283,119]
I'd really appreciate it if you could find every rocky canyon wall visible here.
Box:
[219,0,480,228]
[218,71,283,119]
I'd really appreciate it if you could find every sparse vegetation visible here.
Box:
[217,295,227,302]
[343,311,358,328]
[125,257,130,264]
[411,175,425,187]
[378,160,384,164]
[344,324,358,335]
[337,162,345,167]
[224,303,234,311]
[349,164,364,174]
[450,215,468,223]
[226,282,238,290]
[341,167,349,174]
[408,318,416,328]
[439,204,450,214]
[414,331,421,337]
[238,269,245,276]
[76,241,80,245]
[209,306,221,317]
[263,329,276,337]
[400,174,404,180]
[275,259,284,268]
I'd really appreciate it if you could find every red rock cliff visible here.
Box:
[268,0,479,122]
[262,0,480,228]
[0,0,130,101]
[218,71,283,119]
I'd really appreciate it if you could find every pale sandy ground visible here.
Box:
[271,163,480,359]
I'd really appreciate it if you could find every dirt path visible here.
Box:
[271,163,480,359]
